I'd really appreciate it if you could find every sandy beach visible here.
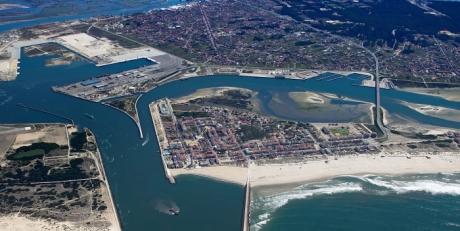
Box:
[171,153,460,187]
[171,166,248,185]
[0,215,119,231]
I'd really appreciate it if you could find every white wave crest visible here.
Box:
[365,177,460,195]
[252,213,271,231]
[264,182,363,210]
[446,222,460,228]
[251,175,460,230]
[252,182,362,230]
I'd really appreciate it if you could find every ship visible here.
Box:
[168,208,180,216]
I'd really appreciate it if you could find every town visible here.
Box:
[102,0,460,86]
[151,98,380,169]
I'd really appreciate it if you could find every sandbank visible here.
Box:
[402,101,460,122]
[400,87,460,103]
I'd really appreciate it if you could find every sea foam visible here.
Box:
[251,181,362,230]
[251,174,460,230]
[364,177,460,195]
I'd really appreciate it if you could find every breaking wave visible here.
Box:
[362,177,460,195]
[252,181,363,230]
[251,173,460,230]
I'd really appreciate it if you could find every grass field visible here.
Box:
[330,127,350,136]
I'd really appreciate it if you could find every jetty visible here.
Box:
[16,103,75,125]
[242,175,251,231]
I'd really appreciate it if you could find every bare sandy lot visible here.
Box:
[0,215,118,231]
[58,33,118,58]
[12,125,67,149]
[57,33,165,65]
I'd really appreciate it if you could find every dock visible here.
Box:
[242,175,251,231]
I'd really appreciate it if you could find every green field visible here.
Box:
[330,127,350,136]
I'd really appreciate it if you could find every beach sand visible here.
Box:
[171,154,460,187]
[171,166,248,185]
[0,215,118,231]
[250,154,460,187]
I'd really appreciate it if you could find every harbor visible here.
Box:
[1,46,460,230]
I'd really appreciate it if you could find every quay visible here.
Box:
[149,100,176,184]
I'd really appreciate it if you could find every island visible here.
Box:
[149,88,460,187]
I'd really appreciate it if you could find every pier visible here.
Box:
[242,175,251,231]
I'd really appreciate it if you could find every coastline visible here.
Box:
[170,153,460,188]
[89,129,122,231]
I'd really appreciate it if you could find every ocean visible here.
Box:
[252,174,460,231]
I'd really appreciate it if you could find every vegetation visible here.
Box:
[190,90,253,110]
[7,142,59,161]
[239,125,268,141]
[174,111,210,118]
[70,131,87,151]
[330,127,350,136]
